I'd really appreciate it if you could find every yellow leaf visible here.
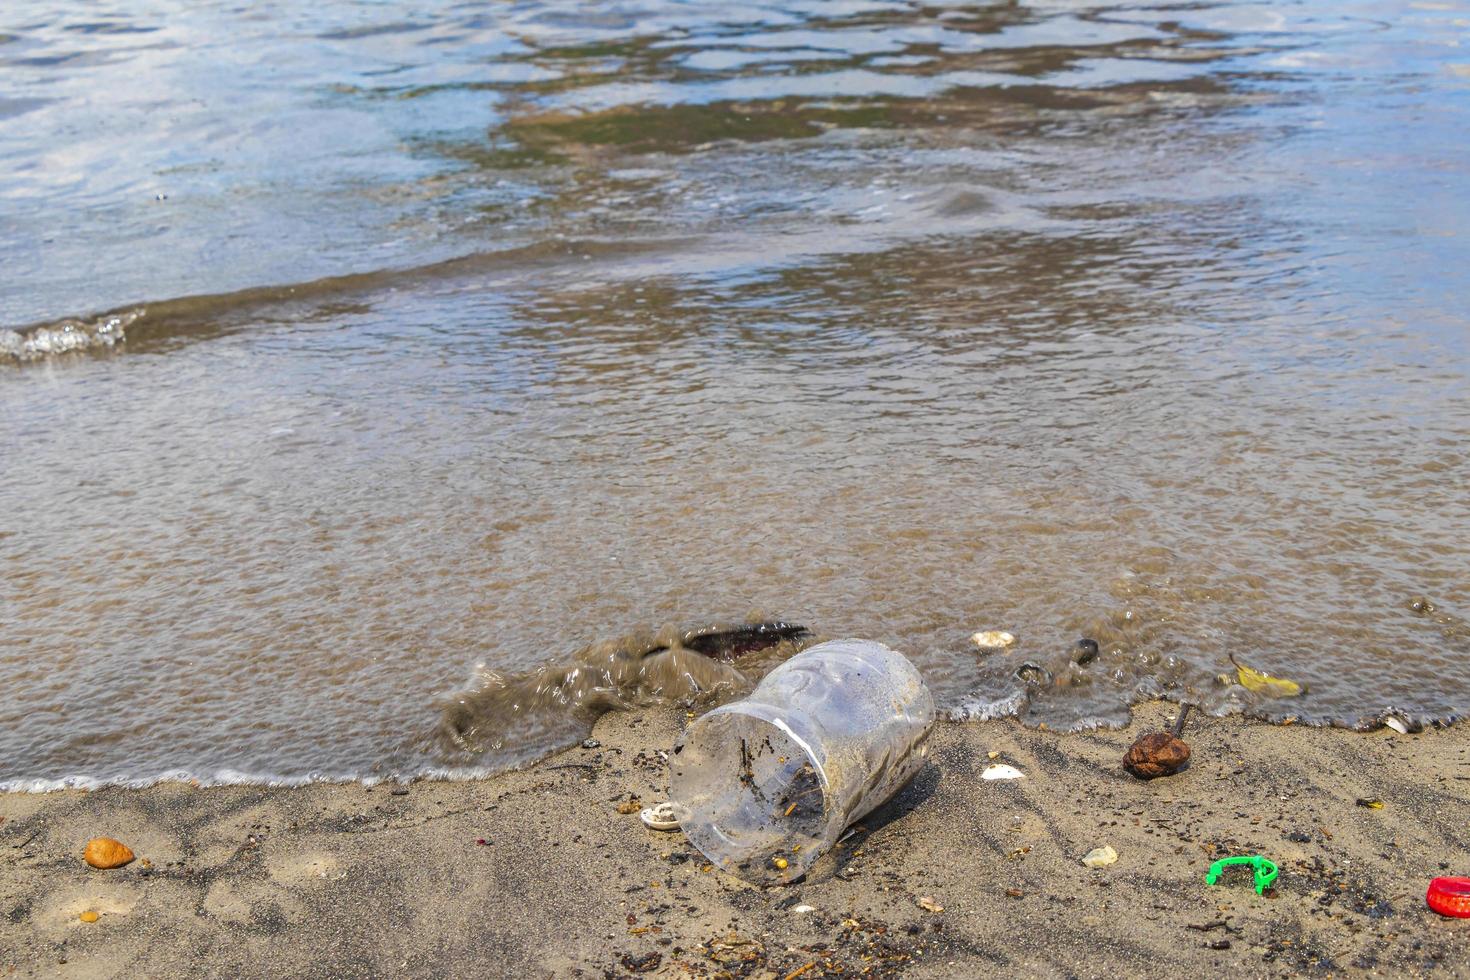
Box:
[1230,655,1306,698]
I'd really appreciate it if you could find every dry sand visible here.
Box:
[3,703,1468,978]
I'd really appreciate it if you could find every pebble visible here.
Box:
[1082,846,1118,868]
[791,905,816,914]
[83,838,134,870]
[582,738,601,749]
[916,896,944,913]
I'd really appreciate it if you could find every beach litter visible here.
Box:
[1427,877,1470,918]
[1229,654,1306,697]
[1205,855,1278,895]
[1355,798,1385,809]
[83,837,135,869]
[668,639,934,885]
[971,630,1015,650]
[981,764,1025,780]
[1082,846,1118,868]
[1123,704,1192,780]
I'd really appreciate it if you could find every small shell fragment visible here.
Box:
[1384,717,1409,734]
[1082,846,1118,868]
[917,896,944,913]
[971,631,1016,650]
[639,801,681,830]
[982,764,1025,781]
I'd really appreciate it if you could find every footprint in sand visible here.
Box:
[34,883,141,936]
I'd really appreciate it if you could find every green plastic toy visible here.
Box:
[1205,855,1278,895]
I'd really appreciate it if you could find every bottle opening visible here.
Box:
[670,712,830,884]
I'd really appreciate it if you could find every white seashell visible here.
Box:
[1384,716,1409,734]
[640,801,682,831]
[981,764,1025,780]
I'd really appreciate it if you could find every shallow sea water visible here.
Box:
[2,0,1468,789]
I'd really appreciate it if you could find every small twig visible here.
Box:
[784,962,817,980]
[545,763,600,772]
[13,829,42,850]
[1171,704,1193,738]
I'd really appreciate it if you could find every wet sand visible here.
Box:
[3,703,1468,978]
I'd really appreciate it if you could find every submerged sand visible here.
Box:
[3,703,1468,977]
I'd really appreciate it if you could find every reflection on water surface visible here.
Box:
[1,0,1467,788]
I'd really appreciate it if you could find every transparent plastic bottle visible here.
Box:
[668,639,936,884]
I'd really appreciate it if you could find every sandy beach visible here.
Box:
[3,702,1467,978]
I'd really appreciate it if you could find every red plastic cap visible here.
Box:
[1427,877,1470,918]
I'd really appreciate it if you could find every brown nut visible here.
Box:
[1122,732,1191,780]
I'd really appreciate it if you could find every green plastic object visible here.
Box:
[1205,855,1278,895]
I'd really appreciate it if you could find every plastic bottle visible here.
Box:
[668,638,935,884]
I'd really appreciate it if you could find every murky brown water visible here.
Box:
[3,0,1468,789]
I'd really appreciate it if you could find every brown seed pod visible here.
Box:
[1123,732,1191,780]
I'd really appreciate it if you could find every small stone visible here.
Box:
[791,904,816,914]
[581,738,601,749]
[1082,846,1118,868]
[1005,888,1025,899]
[987,751,1000,760]
[390,787,409,796]
[79,911,99,923]
[917,896,944,913]
[83,838,135,869]
[971,630,1015,650]
[1072,638,1100,665]
[1123,732,1191,780]
[616,799,643,815]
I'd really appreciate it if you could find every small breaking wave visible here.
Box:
[0,309,140,361]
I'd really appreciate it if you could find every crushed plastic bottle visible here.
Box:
[668,639,935,885]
